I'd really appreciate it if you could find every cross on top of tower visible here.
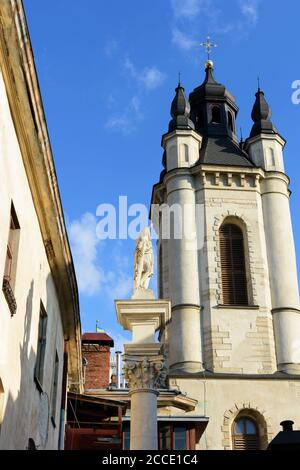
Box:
[200,36,217,62]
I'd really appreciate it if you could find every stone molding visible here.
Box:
[222,402,273,450]
[212,211,257,305]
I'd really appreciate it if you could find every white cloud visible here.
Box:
[171,0,210,19]
[105,95,143,134]
[172,28,197,50]
[139,67,166,90]
[104,251,132,300]
[239,0,259,24]
[69,212,102,296]
[170,0,261,51]
[69,214,133,298]
[124,58,166,90]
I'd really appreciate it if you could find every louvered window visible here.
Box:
[220,223,248,305]
[233,417,260,450]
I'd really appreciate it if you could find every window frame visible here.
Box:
[211,105,222,124]
[122,423,196,450]
[2,203,20,316]
[34,303,48,391]
[232,416,261,450]
[219,222,249,306]
[50,351,59,426]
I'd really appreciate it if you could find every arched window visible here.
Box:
[219,223,248,305]
[233,417,260,450]
[268,147,276,167]
[181,143,189,163]
[227,111,234,132]
[211,106,221,124]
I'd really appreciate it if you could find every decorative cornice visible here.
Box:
[0,1,82,389]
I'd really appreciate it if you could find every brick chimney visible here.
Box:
[82,333,114,390]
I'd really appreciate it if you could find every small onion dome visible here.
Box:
[168,82,195,132]
[250,88,278,138]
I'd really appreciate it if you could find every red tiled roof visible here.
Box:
[82,332,114,346]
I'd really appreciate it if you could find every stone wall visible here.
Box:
[0,70,64,450]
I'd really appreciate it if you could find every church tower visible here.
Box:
[151,58,300,449]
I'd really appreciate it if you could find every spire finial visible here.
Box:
[200,35,217,68]
[257,76,261,91]
[178,71,181,87]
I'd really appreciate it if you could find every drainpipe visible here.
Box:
[116,351,122,389]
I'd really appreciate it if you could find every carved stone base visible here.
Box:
[132,288,155,300]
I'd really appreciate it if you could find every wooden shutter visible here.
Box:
[233,434,260,450]
[220,224,248,305]
[233,418,260,450]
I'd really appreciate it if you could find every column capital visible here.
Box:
[123,355,167,390]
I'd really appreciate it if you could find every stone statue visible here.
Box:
[133,227,154,291]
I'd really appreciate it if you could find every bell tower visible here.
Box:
[151,59,300,376]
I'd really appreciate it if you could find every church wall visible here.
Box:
[169,376,300,450]
[195,176,277,373]
[0,70,64,450]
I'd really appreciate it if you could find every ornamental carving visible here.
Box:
[123,356,167,390]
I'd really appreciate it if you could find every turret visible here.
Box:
[246,88,300,374]
[163,81,202,171]
[245,88,285,171]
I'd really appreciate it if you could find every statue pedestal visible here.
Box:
[115,293,171,450]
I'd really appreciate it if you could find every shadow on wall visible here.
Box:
[0,280,38,449]
[0,269,69,450]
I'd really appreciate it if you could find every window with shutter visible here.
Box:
[219,223,248,305]
[233,417,260,450]
[35,304,48,389]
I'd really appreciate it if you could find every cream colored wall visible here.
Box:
[168,377,300,450]
[197,178,277,374]
[0,70,64,450]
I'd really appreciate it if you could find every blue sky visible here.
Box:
[24,0,300,351]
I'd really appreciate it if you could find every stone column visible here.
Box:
[115,296,170,450]
[123,355,164,450]
[165,171,203,372]
[261,173,300,374]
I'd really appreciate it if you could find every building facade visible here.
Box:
[0,1,82,449]
[150,59,300,449]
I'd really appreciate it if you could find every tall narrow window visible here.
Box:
[233,417,260,450]
[181,143,189,163]
[228,111,234,132]
[220,223,248,305]
[51,352,59,424]
[159,425,172,450]
[35,304,48,389]
[268,147,276,167]
[211,106,221,124]
[2,203,20,316]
